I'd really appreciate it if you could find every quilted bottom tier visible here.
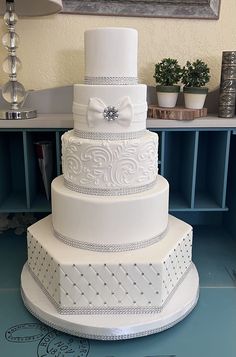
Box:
[21,263,199,340]
[27,214,192,315]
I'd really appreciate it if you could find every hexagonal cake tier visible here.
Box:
[27,214,192,315]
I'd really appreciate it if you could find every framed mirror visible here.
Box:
[61,0,221,19]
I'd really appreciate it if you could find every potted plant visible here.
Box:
[182,59,210,109]
[153,58,182,108]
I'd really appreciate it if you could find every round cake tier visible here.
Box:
[62,130,158,195]
[52,175,169,251]
[73,84,147,133]
[84,28,138,83]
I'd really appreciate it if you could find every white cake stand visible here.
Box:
[21,263,199,340]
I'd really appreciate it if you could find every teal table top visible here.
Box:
[1,225,236,357]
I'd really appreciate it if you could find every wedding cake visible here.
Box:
[21,27,199,340]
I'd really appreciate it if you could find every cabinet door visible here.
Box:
[162,131,197,211]
[194,131,230,210]
[24,131,58,212]
[0,131,27,212]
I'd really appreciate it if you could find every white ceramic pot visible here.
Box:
[183,87,208,109]
[156,85,180,108]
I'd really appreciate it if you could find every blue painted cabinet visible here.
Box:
[0,127,233,220]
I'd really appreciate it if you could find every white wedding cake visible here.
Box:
[21,27,199,339]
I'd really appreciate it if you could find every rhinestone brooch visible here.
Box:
[103,106,119,121]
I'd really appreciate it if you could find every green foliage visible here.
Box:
[153,58,182,86]
[182,59,210,87]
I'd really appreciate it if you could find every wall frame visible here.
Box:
[61,0,221,19]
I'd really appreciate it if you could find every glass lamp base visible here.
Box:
[0,108,37,120]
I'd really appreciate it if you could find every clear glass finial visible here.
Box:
[3,55,22,75]
[2,31,19,50]
[2,80,26,106]
[4,11,18,27]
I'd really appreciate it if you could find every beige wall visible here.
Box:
[0,0,235,92]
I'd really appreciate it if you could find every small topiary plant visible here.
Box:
[182,59,210,88]
[153,58,182,86]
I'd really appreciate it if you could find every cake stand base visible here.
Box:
[21,263,199,340]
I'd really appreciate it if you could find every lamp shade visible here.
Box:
[0,0,63,16]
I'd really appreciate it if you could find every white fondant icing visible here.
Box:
[21,263,199,340]
[73,84,147,133]
[22,27,198,333]
[85,28,138,79]
[52,175,169,247]
[62,130,158,192]
[27,215,192,313]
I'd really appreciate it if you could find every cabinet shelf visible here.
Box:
[0,125,232,217]
[0,192,27,212]
[29,193,51,212]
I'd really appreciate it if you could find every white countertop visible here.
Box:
[0,114,236,129]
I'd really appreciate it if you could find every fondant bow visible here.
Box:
[87,96,133,128]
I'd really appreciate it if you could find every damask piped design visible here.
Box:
[62,130,158,192]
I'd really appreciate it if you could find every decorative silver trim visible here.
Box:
[26,261,193,316]
[21,286,199,340]
[54,226,167,252]
[84,76,138,85]
[64,178,157,197]
[74,129,146,140]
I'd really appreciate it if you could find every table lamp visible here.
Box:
[0,0,62,120]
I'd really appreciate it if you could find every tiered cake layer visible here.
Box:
[84,27,138,83]
[73,84,147,133]
[52,175,169,250]
[27,214,192,314]
[62,129,158,194]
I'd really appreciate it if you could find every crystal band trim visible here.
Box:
[26,262,193,316]
[84,76,138,85]
[64,178,157,197]
[54,226,167,252]
[74,129,146,140]
[21,285,199,340]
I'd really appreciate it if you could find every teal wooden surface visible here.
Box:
[0,127,233,214]
[207,131,229,207]
[195,131,229,210]
[224,134,236,237]
[0,132,10,203]
[163,132,196,209]
[180,131,196,208]
[0,132,27,211]
[0,225,236,356]
[24,130,41,209]
[23,131,31,209]
[183,133,196,206]
[222,131,231,208]
[191,131,199,208]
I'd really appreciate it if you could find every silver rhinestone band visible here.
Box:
[26,262,193,317]
[64,178,157,197]
[84,76,138,85]
[54,226,167,252]
[21,285,198,340]
[74,129,146,141]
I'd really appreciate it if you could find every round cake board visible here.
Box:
[21,263,199,340]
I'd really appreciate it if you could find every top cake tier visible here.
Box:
[84,27,138,85]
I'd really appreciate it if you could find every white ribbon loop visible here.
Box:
[87,96,133,128]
